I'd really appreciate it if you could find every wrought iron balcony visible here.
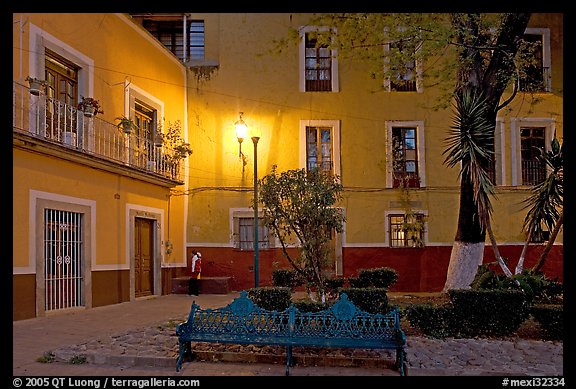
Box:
[13,81,184,182]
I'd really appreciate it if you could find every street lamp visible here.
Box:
[235,113,260,287]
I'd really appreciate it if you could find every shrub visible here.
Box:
[531,304,563,340]
[347,276,368,288]
[340,287,389,314]
[247,287,292,311]
[271,269,304,288]
[471,265,563,304]
[405,304,452,338]
[447,289,529,337]
[293,299,331,313]
[358,267,399,289]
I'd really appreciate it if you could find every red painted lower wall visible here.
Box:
[186,244,563,292]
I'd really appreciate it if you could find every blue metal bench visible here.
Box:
[176,291,408,375]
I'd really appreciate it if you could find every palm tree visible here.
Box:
[516,137,563,274]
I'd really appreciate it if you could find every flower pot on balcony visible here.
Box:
[26,77,46,96]
[82,106,96,117]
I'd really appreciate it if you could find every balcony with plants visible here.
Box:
[13,79,191,184]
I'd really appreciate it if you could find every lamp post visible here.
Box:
[235,112,260,287]
[252,136,260,287]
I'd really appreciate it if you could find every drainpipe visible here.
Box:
[182,14,187,63]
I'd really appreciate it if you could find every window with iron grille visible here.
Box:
[392,127,419,188]
[236,217,270,250]
[389,213,425,248]
[304,33,332,92]
[520,127,546,185]
[44,208,84,311]
[306,126,333,174]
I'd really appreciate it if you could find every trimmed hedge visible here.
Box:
[247,287,292,312]
[406,289,529,338]
[447,289,529,337]
[340,287,389,314]
[271,269,304,288]
[405,304,452,338]
[348,267,399,289]
[293,299,331,313]
[531,304,563,340]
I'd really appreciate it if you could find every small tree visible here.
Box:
[259,165,345,303]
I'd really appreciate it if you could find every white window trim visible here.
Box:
[384,210,429,248]
[124,82,164,122]
[299,119,341,181]
[510,118,555,187]
[385,120,426,188]
[298,26,339,93]
[495,118,506,185]
[229,208,275,249]
[524,27,552,92]
[383,32,423,93]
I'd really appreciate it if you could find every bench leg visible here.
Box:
[395,347,407,376]
[176,339,191,372]
[285,345,292,376]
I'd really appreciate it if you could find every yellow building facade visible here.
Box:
[13,13,190,320]
[13,13,563,319]
[176,13,563,291]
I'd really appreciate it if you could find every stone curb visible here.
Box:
[53,349,398,370]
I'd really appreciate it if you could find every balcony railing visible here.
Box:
[13,81,183,182]
[522,159,546,186]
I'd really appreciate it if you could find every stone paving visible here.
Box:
[49,315,563,376]
[14,293,564,377]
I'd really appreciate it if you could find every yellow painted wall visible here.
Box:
[13,13,189,270]
[185,13,562,247]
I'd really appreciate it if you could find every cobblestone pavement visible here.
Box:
[13,293,563,377]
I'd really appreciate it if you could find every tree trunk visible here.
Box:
[532,211,563,273]
[443,177,486,291]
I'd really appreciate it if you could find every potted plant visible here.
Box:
[174,142,193,158]
[115,116,137,134]
[77,96,103,117]
[25,76,47,96]
[164,120,192,159]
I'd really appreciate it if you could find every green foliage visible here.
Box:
[247,287,292,312]
[405,304,453,338]
[36,351,55,363]
[357,267,399,289]
[521,136,563,240]
[340,287,389,314]
[530,304,563,340]
[443,89,495,227]
[292,299,331,313]
[271,269,304,288]
[447,289,529,337]
[68,355,88,364]
[259,165,345,297]
[471,265,563,304]
[407,289,530,338]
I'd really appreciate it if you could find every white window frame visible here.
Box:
[299,119,341,181]
[299,26,339,93]
[494,118,506,185]
[510,118,555,187]
[229,208,274,250]
[384,210,428,248]
[385,120,426,188]
[522,27,552,92]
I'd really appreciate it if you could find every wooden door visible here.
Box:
[135,217,154,297]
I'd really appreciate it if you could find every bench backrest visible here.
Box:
[178,291,404,344]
